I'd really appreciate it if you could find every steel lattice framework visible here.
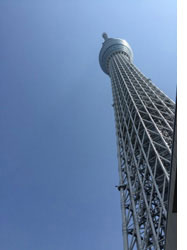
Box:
[99,34,175,250]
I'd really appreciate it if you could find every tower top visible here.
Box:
[99,36,133,75]
[102,32,108,41]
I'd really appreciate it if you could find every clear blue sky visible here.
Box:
[0,0,176,249]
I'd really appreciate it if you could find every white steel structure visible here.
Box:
[99,33,175,250]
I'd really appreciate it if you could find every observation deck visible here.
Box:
[99,33,133,75]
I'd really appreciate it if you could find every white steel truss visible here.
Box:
[108,52,175,250]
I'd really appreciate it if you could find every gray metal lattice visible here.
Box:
[109,52,175,250]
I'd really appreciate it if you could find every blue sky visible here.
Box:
[0,0,176,249]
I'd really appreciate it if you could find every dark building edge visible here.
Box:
[165,100,177,250]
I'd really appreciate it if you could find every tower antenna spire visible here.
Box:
[102,32,108,41]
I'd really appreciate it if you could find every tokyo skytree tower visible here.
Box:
[99,33,175,250]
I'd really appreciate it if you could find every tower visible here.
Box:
[99,34,175,249]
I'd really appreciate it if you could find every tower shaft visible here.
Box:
[110,52,174,249]
[99,36,175,249]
